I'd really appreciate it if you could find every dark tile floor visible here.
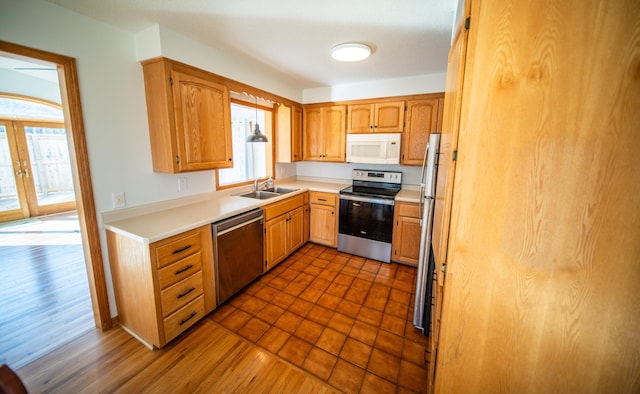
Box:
[210,243,430,393]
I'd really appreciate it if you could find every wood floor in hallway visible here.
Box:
[0,212,95,369]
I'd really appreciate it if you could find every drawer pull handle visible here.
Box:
[177,287,196,299]
[172,245,192,255]
[174,264,194,275]
[179,312,197,326]
[318,198,327,202]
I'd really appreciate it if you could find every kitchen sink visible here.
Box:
[263,186,298,194]
[238,190,280,200]
[237,186,298,200]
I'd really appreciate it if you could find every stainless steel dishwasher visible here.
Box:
[212,208,264,305]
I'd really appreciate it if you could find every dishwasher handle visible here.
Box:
[215,216,263,236]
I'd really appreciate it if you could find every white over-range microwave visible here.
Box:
[346,133,402,164]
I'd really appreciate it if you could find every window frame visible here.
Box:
[215,98,275,191]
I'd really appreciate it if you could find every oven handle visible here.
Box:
[339,194,395,206]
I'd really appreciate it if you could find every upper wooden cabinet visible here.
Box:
[141,58,233,173]
[401,97,444,165]
[275,104,303,163]
[347,101,405,133]
[303,105,346,162]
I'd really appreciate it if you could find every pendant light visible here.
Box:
[246,96,268,143]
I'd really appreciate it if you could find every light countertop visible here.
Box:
[103,180,347,243]
[104,179,420,243]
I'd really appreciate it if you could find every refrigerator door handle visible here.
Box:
[418,142,430,226]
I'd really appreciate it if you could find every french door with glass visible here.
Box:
[0,120,76,222]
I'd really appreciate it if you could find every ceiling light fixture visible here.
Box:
[331,43,371,62]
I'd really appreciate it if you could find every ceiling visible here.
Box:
[42,0,457,89]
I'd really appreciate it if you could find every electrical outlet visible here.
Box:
[178,177,187,192]
[112,192,126,208]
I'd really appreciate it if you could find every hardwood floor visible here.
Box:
[13,243,430,393]
[0,213,94,369]
[16,318,337,393]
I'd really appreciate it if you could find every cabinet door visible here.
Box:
[291,105,303,162]
[302,203,310,244]
[375,101,405,133]
[347,104,374,133]
[309,203,336,247]
[401,98,441,165]
[391,215,421,266]
[171,70,233,171]
[303,107,323,160]
[322,105,346,162]
[265,215,288,271]
[287,207,304,253]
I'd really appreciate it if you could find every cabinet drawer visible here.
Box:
[396,201,420,218]
[160,271,203,317]
[263,194,304,221]
[163,295,205,343]
[310,191,336,206]
[157,252,203,289]
[154,231,202,268]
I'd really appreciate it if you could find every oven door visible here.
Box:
[339,194,395,243]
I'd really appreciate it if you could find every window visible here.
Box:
[217,101,273,188]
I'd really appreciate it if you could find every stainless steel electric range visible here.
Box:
[338,169,402,263]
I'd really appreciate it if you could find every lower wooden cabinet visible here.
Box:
[392,201,421,266]
[309,191,338,247]
[107,225,215,348]
[263,194,305,271]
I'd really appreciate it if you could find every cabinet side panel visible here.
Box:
[107,231,160,346]
[198,226,216,314]
[142,60,177,173]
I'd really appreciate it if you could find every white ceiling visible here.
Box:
[43,0,457,89]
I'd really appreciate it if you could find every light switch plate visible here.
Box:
[178,177,187,191]
[112,192,126,208]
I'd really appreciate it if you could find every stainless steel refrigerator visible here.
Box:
[413,132,440,333]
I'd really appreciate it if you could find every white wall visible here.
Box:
[135,25,303,103]
[302,72,446,103]
[297,161,422,186]
[0,69,61,104]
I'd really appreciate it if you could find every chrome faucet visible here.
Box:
[253,177,274,191]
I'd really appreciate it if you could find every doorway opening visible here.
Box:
[0,41,111,351]
[0,93,93,368]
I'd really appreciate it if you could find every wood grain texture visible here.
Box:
[391,202,421,266]
[435,0,640,392]
[0,214,94,370]
[401,97,443,166]
[15,318,338,393]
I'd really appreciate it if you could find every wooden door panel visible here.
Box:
[287,207,304,253]
[172,70,232,171]
[303,108,322,160]
[265,216,287,271]
[436,1,640,392]
[347,104,373,133]
[322,105,346,162]
[374,101,404,132]
[402,99,439,165]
